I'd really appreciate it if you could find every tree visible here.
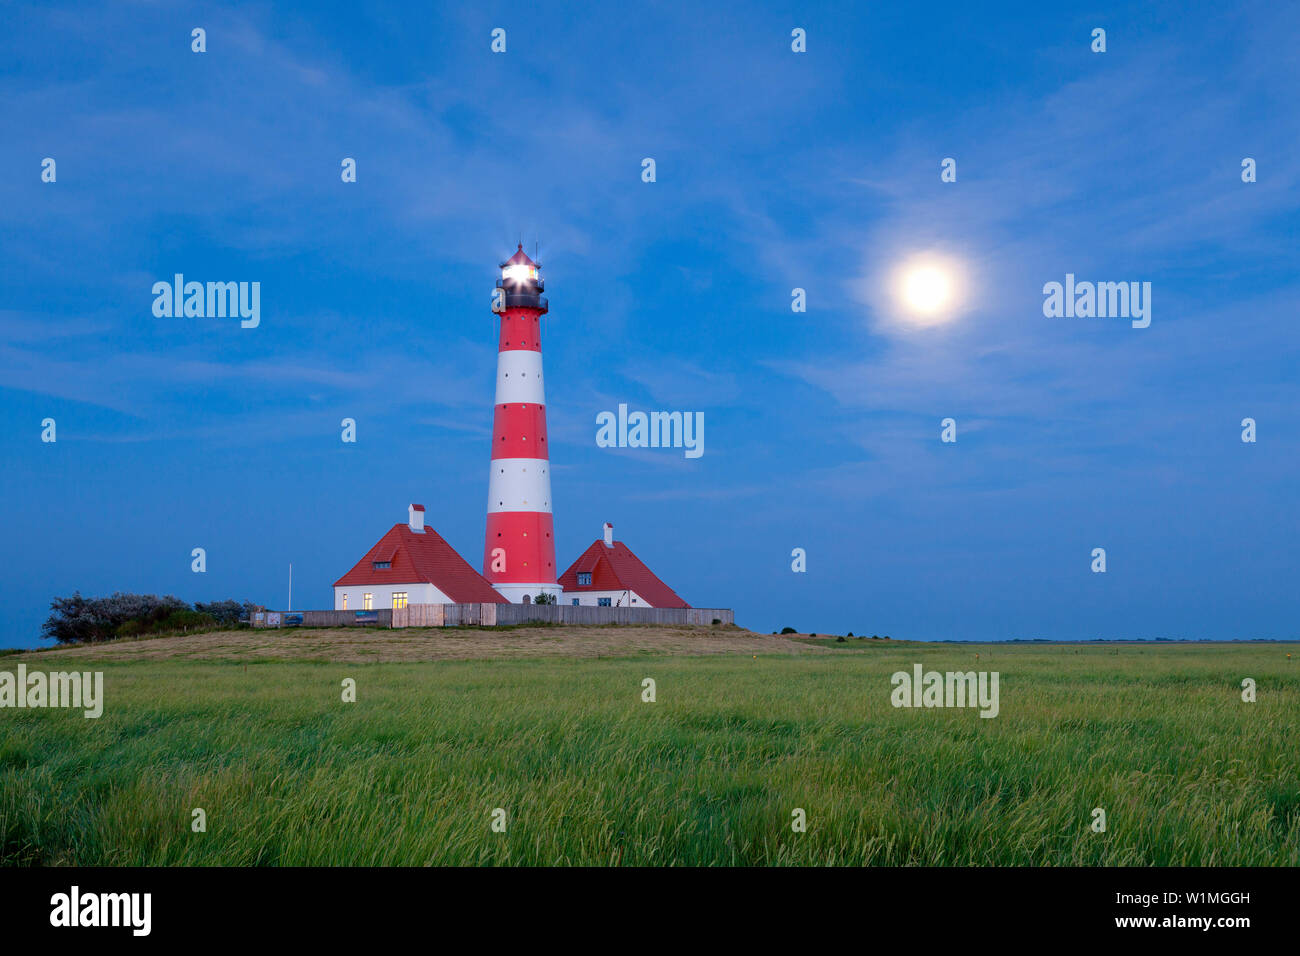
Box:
[533,593,557,605]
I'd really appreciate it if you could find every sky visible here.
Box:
[1,0,1297,647]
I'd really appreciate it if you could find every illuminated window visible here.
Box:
[341,594,348,610]
[577,573,592,586]
[392,592,408,609]
[363,593,373,610]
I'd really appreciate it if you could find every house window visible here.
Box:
[363,593,373,610]
[372,560,391,569]
[577,572,592,586]
[341,594,348,610]
[598,598,612,607]
[392,592,408,609]
[571,598,579,606]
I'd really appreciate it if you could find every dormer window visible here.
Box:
[372,560,391,569]
[577,572,592,586]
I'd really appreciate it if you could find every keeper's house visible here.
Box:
[557,522,690,608]
[333,504,506,611]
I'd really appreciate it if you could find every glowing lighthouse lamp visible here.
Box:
[501,260,538,284]
[483,246,561,604]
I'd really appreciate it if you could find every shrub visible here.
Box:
[194,600,252,625]
[780,627,797,635]
[43,592,249,644]
[847,631,854,637]
[161,610,217,632]
[113,609,217,639]
[835,636,846,643]
[43,591,187,644]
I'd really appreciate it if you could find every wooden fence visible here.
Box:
[392,603,500,627]
[258,605,733,629]
[394,603,733,628]
[253,609,391,628]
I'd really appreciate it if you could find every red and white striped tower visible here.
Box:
[483,245,560,603]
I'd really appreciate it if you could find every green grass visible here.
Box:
[2,643,1297,865]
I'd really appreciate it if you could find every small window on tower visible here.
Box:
[577,573,592,586]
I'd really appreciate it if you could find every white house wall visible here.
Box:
[334,582,449,610]
[334,584,661,610]
[560,589,650,608]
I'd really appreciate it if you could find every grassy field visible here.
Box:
[2,629,1297,865]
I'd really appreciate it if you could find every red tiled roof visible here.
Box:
[334,523,507,603]
[558,539,690,608]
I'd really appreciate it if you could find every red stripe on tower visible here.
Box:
[491,402,548,459]
[483,245,559,603]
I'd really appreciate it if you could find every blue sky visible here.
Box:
[1,0,1297,647]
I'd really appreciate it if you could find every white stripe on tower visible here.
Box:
[494,351,546,405]
[487,459,553,513]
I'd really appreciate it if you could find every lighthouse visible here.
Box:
[483,245,560,603]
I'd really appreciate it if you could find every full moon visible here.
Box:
[902,266,952,315]
[888,254,967,327]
